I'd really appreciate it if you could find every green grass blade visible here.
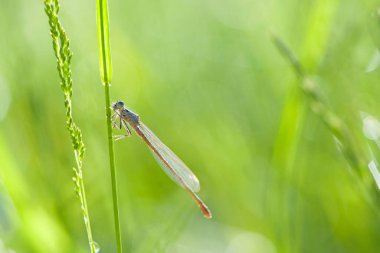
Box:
[272,35,365,174]
[96,0,123,252]
[96,0,112,84]
[104,83,123,253]
[272,35,380,211]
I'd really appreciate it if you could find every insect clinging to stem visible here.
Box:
[111,100,212,219]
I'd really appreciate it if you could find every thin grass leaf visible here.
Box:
[96,0,123,252]
[96,0,112,84]
[272,35,380,212]
[272,35,365,174]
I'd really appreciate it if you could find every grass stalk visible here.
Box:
[44,0,97,252]
[272,35,364,174]
[271,34,380,252]
[271,35,380,211]
[96,0,123,252]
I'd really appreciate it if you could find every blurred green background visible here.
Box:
[2,0,380,252]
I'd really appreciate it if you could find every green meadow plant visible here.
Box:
[44,0,97,252]
[272,35,379,202]
[272,36,364,173]
[96,0,123,252]
[269,35,380,253]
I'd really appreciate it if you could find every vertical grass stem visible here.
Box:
[96,0,123,252]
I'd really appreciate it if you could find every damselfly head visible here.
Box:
[112,100,125,111]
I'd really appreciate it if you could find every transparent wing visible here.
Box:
[135,122,200,192]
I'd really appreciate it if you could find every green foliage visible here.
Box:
[96,0,113,84]
[273,35,366,174]
[44,1,96,252]
[96,0,123,252]
[2,0,380,253]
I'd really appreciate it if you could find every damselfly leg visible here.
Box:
[112,111,132,140]
[111,112,119,128]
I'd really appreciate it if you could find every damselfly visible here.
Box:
[111,100,212,219]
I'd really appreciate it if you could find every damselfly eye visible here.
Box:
[112,100,125,110]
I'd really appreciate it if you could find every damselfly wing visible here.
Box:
[112,101,212,219]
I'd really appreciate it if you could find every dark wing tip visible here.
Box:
[189,190,213,219]
[201,204,213,219]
